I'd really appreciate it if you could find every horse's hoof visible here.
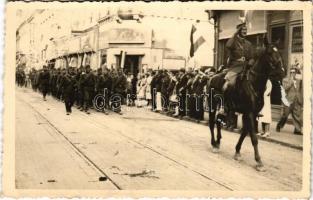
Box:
[212,148,219,153]
[234,153,242,161]
[256,164,266,172]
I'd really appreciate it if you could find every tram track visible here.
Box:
[18,88,301,191]
[18,92,234,191]
[61,103,235,191]
[18,97,122,190]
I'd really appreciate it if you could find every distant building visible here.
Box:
[17,9,213,75]
[16,9,73,70]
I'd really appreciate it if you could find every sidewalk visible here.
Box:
[158,111,303,150]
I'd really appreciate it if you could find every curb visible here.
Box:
[159,112,303,151]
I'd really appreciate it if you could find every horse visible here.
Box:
[207,37,285,171]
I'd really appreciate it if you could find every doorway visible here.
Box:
[116,54,142,77]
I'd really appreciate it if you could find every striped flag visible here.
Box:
[189,24,205,58]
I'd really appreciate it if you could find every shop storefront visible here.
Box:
[66,36,81,68]
[79,26,98,69]
[98,20,155,76]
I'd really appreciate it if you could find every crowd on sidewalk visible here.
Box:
[15,63,303,136]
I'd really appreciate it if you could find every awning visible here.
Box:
[219,10,267,40]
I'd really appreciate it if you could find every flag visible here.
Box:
[189,24,205,58]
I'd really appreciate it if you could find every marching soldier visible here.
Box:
[111,69,127,114]
[38,65,50,101]
[82,65,96,114]
[95,68,111,114]
[62,67,76,115]
[75,67,84,109]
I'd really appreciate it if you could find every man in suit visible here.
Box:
[276,67,302,134]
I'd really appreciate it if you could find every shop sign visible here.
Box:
[109,28,145,44]
[81,31,95,52]
[68,37,81,54]
[99,30,109,49]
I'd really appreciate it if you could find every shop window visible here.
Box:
[270,26,285,49]
[101,55,107,66]
[291,26,303,53]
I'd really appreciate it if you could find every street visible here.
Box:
[15,87,302,191]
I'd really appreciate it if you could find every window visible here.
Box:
[291,26,303,53]
[271,26,285,49]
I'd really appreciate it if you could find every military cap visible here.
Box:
[236,22,246,29]
[179,68,186,73]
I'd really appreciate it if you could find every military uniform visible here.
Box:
[176,71,189,117]
[161,72,171,111]
[111,71,127,113]
[96,70,112,111]
[82,68,96,113]
[62,73,76,114]
[224,28,254,88]
[39,68,50,100]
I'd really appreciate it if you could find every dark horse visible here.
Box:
[207,37,285,171]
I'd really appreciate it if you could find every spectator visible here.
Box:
[276,67,302,134]
[258,79,272,137]
[145,72,153,106]
[136,74,147,107]
[161,70,171,112]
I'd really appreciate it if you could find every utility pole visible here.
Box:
[205,10,219,69]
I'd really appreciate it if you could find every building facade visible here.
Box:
[17,9,200,77]
[209,10,303,118]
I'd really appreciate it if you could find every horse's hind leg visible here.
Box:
[234,114,248,160]
[209,110,217,148]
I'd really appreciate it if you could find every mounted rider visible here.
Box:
[223,22,255,92]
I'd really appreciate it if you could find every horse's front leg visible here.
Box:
[209,110,217,150]
[234,114,248,160]
[248,112,265,171]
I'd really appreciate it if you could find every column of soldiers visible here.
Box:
[21,64,294,134]
[19,65,128,115]
[16,67,27,87]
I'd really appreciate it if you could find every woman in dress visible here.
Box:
[136,74,147,107]
[258,79,272,137]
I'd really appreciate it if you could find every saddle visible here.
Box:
[223,70,259,113]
